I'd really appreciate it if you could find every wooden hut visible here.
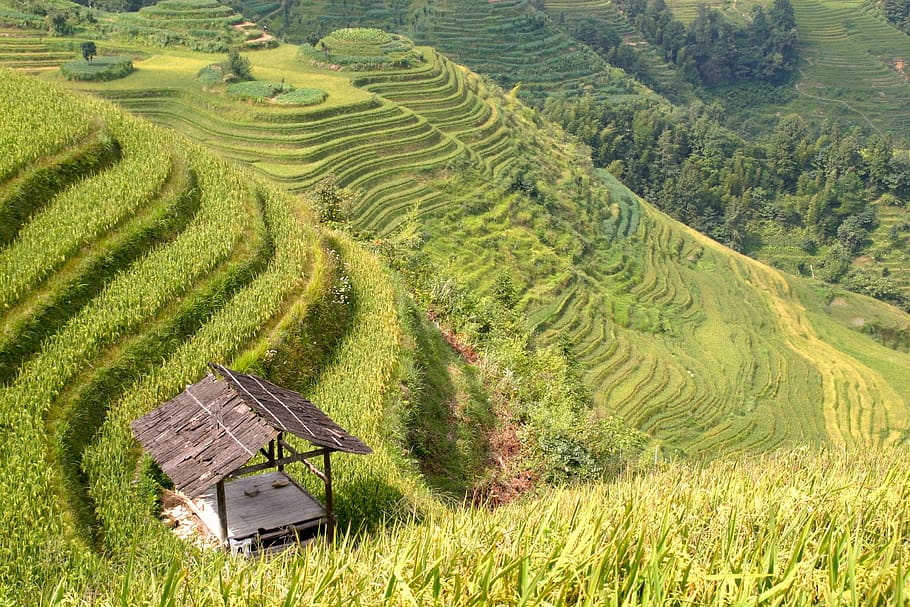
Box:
[131,362,371,553]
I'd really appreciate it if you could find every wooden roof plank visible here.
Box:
[131,364,370,498]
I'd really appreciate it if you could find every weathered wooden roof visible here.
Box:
[131,363,371,498]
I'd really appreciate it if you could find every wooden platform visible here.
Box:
[190,471,327,544]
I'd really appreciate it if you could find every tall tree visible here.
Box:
[81,41,97,63]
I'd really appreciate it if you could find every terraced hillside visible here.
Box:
[541,0,692,98]
[662,0,764,23]
[265,0,650,103]
[852,199,910,306]
[40,35,910,457]
[0,68,432,595]
[89,44,514,235]
[5,32,910,602]
[110,0,247,50]
[661,0,910,141]
[0,28,77,72]
[273,0,910,140]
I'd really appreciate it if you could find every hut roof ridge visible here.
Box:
[130,363,371,498]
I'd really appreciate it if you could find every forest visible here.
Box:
[567,0,798,87]
[544,94,910,310]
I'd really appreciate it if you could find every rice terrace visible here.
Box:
[2,0,910,603]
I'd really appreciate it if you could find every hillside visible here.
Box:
[256,0,654,104]
[0,67,441,596]
[35,36,909,457]
[653,0,910,141]
[2,22,910,606]
[235,0,910,308]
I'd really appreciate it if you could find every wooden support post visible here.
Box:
[216,479,229,548]
[323,449,334,542]
[277,432,284,472]
[267,439,275,467]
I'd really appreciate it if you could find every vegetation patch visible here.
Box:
[226,79,291,100]
[224,79,325,104]
[109,0,245,52]
[274,86,326,105]
[60,56,133,81]
[194,63,223,85]
[0,6,40,27]
[299,27,424,70]
[258,239,354,393]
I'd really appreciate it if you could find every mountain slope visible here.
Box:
[260,0,653,104]
[3,31,910,605]
[0,67,435,595]
[44,38,910,456]
[659,0,910,141]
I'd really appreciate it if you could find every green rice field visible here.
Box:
[2,13,910,603]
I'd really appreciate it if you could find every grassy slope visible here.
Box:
[160,447,910,604]
[0,68,440,598]
[1,29,910,607]
[264,0,654,104]
[43,444,910,604]
[647,0,910,303]
[541,0,695,100]
[12,36,905,456]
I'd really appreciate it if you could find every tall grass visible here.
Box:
[37,446,910,605]
[0,70,96,181]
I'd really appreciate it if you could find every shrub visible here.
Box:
[225,80,289,101]
[221,48,252,81]
[60,56,134,81]
[195,64,223,85]
[273,87,327,106]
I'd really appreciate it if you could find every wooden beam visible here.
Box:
[277,431,284,472]
[229,448,328,478]
[295,447,327,460]
[324,449,334,542]
[300,456,327,483]
[278,438,298,456]
[216,480,228,548]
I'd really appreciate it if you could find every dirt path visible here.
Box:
[793,69,884,137]
[232,20,275,46]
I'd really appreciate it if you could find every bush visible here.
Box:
[60,56,134,81]
[195,64,223,85]
[222,48,252,81]
[273,87,326,106]
[225,80,290,101]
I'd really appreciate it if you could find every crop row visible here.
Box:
[0,150,254,593]
[0,118,173,309]
[82,181,316,555]
[0,146,196,385]
[0,71,327,596]
[0,70,97,180]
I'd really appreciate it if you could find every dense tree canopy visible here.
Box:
[880,0,910,32]
[543,94,910,308]
[80,40,96,63]
[613,0,798,86]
